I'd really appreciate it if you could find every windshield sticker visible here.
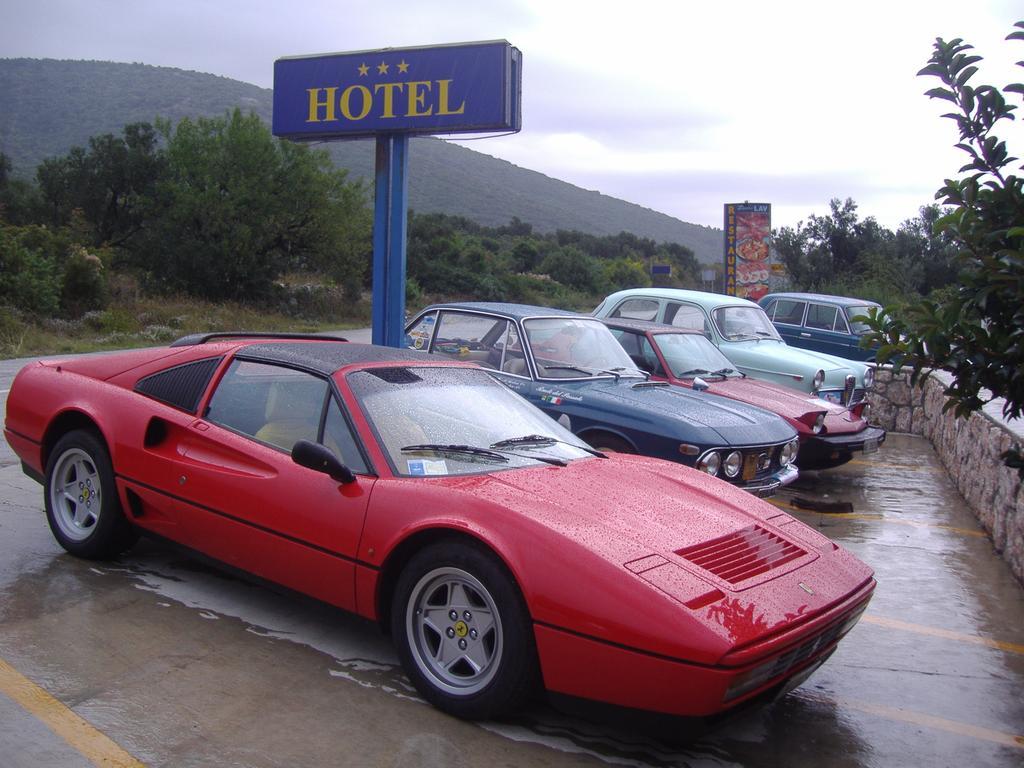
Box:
[538,387,582,403]
[407,459,448,476]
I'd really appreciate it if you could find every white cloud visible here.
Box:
[2,0,1022,230]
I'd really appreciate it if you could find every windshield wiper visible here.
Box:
[490,434,557,448]
[400,444,509,463]
[677,368,711,377]
[490,434,606,459]
[541,364,593,376]
[592,366,646,379]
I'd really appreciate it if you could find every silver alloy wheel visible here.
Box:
[405,566,503,696]
[48,447,102,542]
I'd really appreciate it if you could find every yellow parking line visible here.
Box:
[799,691,1024,749]
[0,657,146,768]
[862,615,1024,656]
[767,499,987,537]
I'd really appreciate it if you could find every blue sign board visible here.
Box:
[273,40,522,141]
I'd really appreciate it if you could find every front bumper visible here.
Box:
[739,463,799,498]
[798,425,887,469]
[533,579,875,718]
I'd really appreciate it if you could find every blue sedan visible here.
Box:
[759,292,882,362]
[405,302,800,497]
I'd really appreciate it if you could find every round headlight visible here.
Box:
[697,451,721,476]
[780,439,800,465]
[723,450,742,478]
[813,413,825,434]
[812,369,825,391]
[863,365,875,389]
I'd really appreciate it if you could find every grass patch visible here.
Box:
[0,291,373,359]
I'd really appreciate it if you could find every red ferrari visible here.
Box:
[603,318,887,469]
[3,333,875,720]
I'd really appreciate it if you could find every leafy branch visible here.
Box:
[863,21,1024,472]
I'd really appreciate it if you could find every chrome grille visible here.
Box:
[841,374,856,405]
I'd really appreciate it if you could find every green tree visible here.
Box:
[0,225,61,315]
[0,152,44,225]
[863,22,1024,472]
[36,123,164,246]
[135,109,369,302]
[603,257,650,290]
[773,198,892,289]
[540,246,603,292]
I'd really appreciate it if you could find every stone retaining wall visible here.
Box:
[868,368,1023,585]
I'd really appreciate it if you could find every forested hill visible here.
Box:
[0,58,723,262]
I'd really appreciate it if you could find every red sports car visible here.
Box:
[603,318,886,469]
[3,333,875,720]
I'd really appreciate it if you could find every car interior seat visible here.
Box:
[502,357,527,375]
[254,382,322,452]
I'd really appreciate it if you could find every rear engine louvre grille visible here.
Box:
[676,525,806,585]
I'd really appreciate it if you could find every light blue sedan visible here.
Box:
[593,288,874,404]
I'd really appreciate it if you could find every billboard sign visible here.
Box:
[273,40,522,140]
[724,202,771,300]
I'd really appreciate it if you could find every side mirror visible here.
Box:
[692,376,710,392]
[291,440,356,484]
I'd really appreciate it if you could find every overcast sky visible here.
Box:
[3,0,1023,231]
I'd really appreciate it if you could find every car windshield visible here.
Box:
[846,305,878,334]
[712,306,782,341]
[524,317,643,378]
[348,366,595,477]
[652,333,739,378]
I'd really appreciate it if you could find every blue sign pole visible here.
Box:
[371,135,409,347]
[371,137,391,346]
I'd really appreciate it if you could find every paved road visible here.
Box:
[1,349,1023,767]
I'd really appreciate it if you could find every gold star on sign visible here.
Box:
[397,60,409,74]
[377,61,389,75]
[358,63,369,76]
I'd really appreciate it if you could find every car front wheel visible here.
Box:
[588,433,635,454]
[391,541,539,719]
[45,430,136,559]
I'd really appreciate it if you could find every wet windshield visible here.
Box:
[524,317,643,379]
[653,333,739,378]
[712,306,782,341]
[348,366,595,476]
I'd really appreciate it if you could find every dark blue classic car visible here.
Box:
[405,302,800,497]
[759,292,881,362]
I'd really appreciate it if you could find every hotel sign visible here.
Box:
[273,40,522,140]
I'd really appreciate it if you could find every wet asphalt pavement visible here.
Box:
[1,351,1023,768]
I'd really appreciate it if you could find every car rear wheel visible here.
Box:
[391,541,539,719]
[45,430,137,559]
